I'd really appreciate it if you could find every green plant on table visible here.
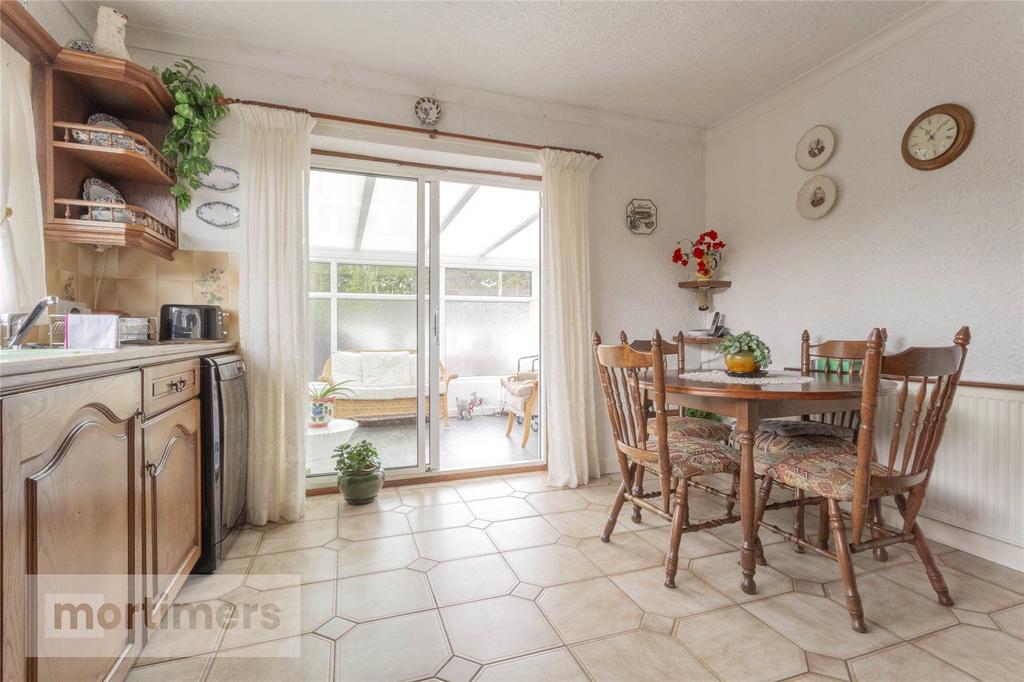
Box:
[716,331,772,368]
[308,380,355,400]
[333,440,381,474]
[157,59,229,210]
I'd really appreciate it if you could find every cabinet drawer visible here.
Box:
[143,359,199,417]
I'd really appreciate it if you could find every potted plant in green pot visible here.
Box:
[717,331,772,376]
[333,439,384,505]
[308,381,354,428]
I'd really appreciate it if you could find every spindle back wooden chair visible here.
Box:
[622,329,735,523]
[799,328,888,431]
[593,330,742,588]
[755,326,971,632]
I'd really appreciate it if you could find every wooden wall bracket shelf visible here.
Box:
[678,280,731,311]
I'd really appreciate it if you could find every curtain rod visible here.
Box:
[218,97,603,160]
[313,149,542,182]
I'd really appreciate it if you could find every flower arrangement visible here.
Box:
[672,229,727,280]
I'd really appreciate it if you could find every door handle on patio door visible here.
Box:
[432,306,439,345]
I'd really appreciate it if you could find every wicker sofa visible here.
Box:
[318,350,457,427]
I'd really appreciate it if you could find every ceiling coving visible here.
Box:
[63,1,924,128]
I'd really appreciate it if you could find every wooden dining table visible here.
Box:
[638,370,895,595]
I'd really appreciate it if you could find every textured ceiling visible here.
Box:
[68,0,925,127]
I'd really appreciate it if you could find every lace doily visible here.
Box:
[679,370,815,385]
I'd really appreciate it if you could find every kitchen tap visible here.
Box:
[1,296,58,349]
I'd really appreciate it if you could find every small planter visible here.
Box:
[334,439,383,505]
[717,331,773,377]
[724,351,759,373]
[309,398,334,428]
[338,466,385,505]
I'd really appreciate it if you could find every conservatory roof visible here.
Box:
[309,170,539,261]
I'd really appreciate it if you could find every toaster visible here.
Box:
[159,304,226,341]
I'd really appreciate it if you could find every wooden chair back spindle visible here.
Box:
[849,326,971,543]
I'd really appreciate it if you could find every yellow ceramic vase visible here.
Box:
[694,254,719,281]
[724,351,759,374]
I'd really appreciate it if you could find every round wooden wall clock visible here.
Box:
[902,103,974,170]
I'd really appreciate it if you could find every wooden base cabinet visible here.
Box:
[2,357,205,681]
[1,372,144,682]
[141,397,201,629]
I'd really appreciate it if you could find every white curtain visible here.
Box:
[538,149,600,488]
[0,41,46,314]
[235,104,314,525]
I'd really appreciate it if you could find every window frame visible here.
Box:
[309,256,538,370]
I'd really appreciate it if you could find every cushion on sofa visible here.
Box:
[362,352,411,387]
[331,351,363,385]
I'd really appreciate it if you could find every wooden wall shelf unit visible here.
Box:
[678,280,732,290]
[35,45,179,259]
[678,280,731,311]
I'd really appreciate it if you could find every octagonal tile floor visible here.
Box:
[129,475,1024,681]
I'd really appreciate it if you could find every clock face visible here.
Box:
[907,113,958,161]
[902,104,973,170]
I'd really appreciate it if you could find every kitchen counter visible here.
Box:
[0,341,237,394]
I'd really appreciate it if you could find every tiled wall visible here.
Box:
[43,243,240,341]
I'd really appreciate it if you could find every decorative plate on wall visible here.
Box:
[198,165,240,191]
[196,201,240,229]
[796,175,837,219]
[796,125,835,170]
[414,96,442,127]
[626,198,657,234]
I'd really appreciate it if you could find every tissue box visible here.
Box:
[64,314,119,350]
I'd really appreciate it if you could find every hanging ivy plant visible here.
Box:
[157,59,229,211]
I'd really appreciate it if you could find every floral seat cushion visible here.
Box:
[766,452,896,500]
[640,436,740,478]
[647,415,732,443]
[728,429,857,458]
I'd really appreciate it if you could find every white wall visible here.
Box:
[705,1,1023,384]
[26,1,706,469]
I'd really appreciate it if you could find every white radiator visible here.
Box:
[875,384,1024,568]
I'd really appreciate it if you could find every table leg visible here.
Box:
[736,401,759,595]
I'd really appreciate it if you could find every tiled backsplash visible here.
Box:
[43,242,240,341]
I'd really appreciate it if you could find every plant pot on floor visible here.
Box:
[334,439,384,504]
[338,466,385,505]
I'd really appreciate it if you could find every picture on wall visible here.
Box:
[626,198,657,234]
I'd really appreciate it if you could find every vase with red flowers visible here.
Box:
[672,230,727,281]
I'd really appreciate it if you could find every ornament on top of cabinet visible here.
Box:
[92,6,132,62]
[414,97,442,127]
[796,175,837,219]
[626,198,657,235]
[902,103,973,170]
[796,125,835,170]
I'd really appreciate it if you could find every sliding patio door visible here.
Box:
[306,165,541,481]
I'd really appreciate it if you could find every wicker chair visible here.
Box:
[318,351,458,427]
